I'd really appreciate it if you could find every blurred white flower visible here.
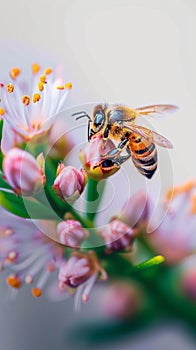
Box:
[148,181,196,265]
[0,206,64,298]
[57,220,89,247]
[0,64,72,153]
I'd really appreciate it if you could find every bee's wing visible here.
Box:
[124,125,173,149]
[135,104,178,118]
[107,104,178,124]
[106,105,138,124]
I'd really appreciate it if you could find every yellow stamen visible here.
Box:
[38,82,44,91]
[47,262,55,272]
[7,274,21,289]
[33,93,41,103]
[166,187,180,201]
[45,67,52,75]
[40,74,46,83]
[6,83,14,93]
[190,194,196,214]
[22,95,30,106]
[56,85,65,90]
[32,287,42,298]
[10,67,20,80]
[32,63,40,74]
[65,82,72,90]
[181,180,196,193]
[0,108,5,116]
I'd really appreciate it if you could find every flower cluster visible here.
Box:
[0,62,196,332]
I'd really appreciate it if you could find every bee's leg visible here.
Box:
[88,119,90,141]
[113,153,131,165]
[102,138,129,158]
[126,146,131,156]
[102,126,110,148]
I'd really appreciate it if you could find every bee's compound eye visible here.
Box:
[101,159,115,168]
[94,111,105,128]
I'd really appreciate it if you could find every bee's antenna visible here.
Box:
[72,111,91,121]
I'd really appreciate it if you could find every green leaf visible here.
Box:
[0,172,12,190]
[134,255,165,271]
[0,190,58,219]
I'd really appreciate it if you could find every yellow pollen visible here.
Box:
[65,82,72,90]
[6,83,14,93]
[190,195,196,214]
[40,74,46,83]
[10,67,21,80]
[32,287,42,298]
[38,82,44,91]
[181,180,196,193]
[56,85,65,90]
[32,63,40,74]
[22,95,30,106]
[0,108,5,116]
[33,93,41,103]
[7,274,21,289]
[45,67,52,75]
[47,262,55,272]
[166,187,180,201]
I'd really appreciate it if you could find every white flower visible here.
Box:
[0,64,72,153]
[0,206,64,298]
[148,181,196,264]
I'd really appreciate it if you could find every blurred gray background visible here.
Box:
[0,0,196,349]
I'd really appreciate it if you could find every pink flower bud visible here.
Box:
[58,252,107,289]
[181,268,196,301]
[101,281,141,320]
[100,219,137,253]
[3,148,45,196]
[53,165,87,203]
[80,135,120,180]
[57,220,89,247]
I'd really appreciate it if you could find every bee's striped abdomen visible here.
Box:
[129,134,158,179]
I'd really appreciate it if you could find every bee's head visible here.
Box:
[89,105,106,140]
[72,104,106,141]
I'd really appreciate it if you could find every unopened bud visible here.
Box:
[58,252,105,288]
[3,148,45,196]
[100,219,137,253]
[53,165,87,203]
[181,267,196,301]
[57,220,89,247]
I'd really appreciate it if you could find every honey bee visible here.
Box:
[73,104,177,179]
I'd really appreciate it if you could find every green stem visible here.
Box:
[86,177,106,221]
[43,185,94,228]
